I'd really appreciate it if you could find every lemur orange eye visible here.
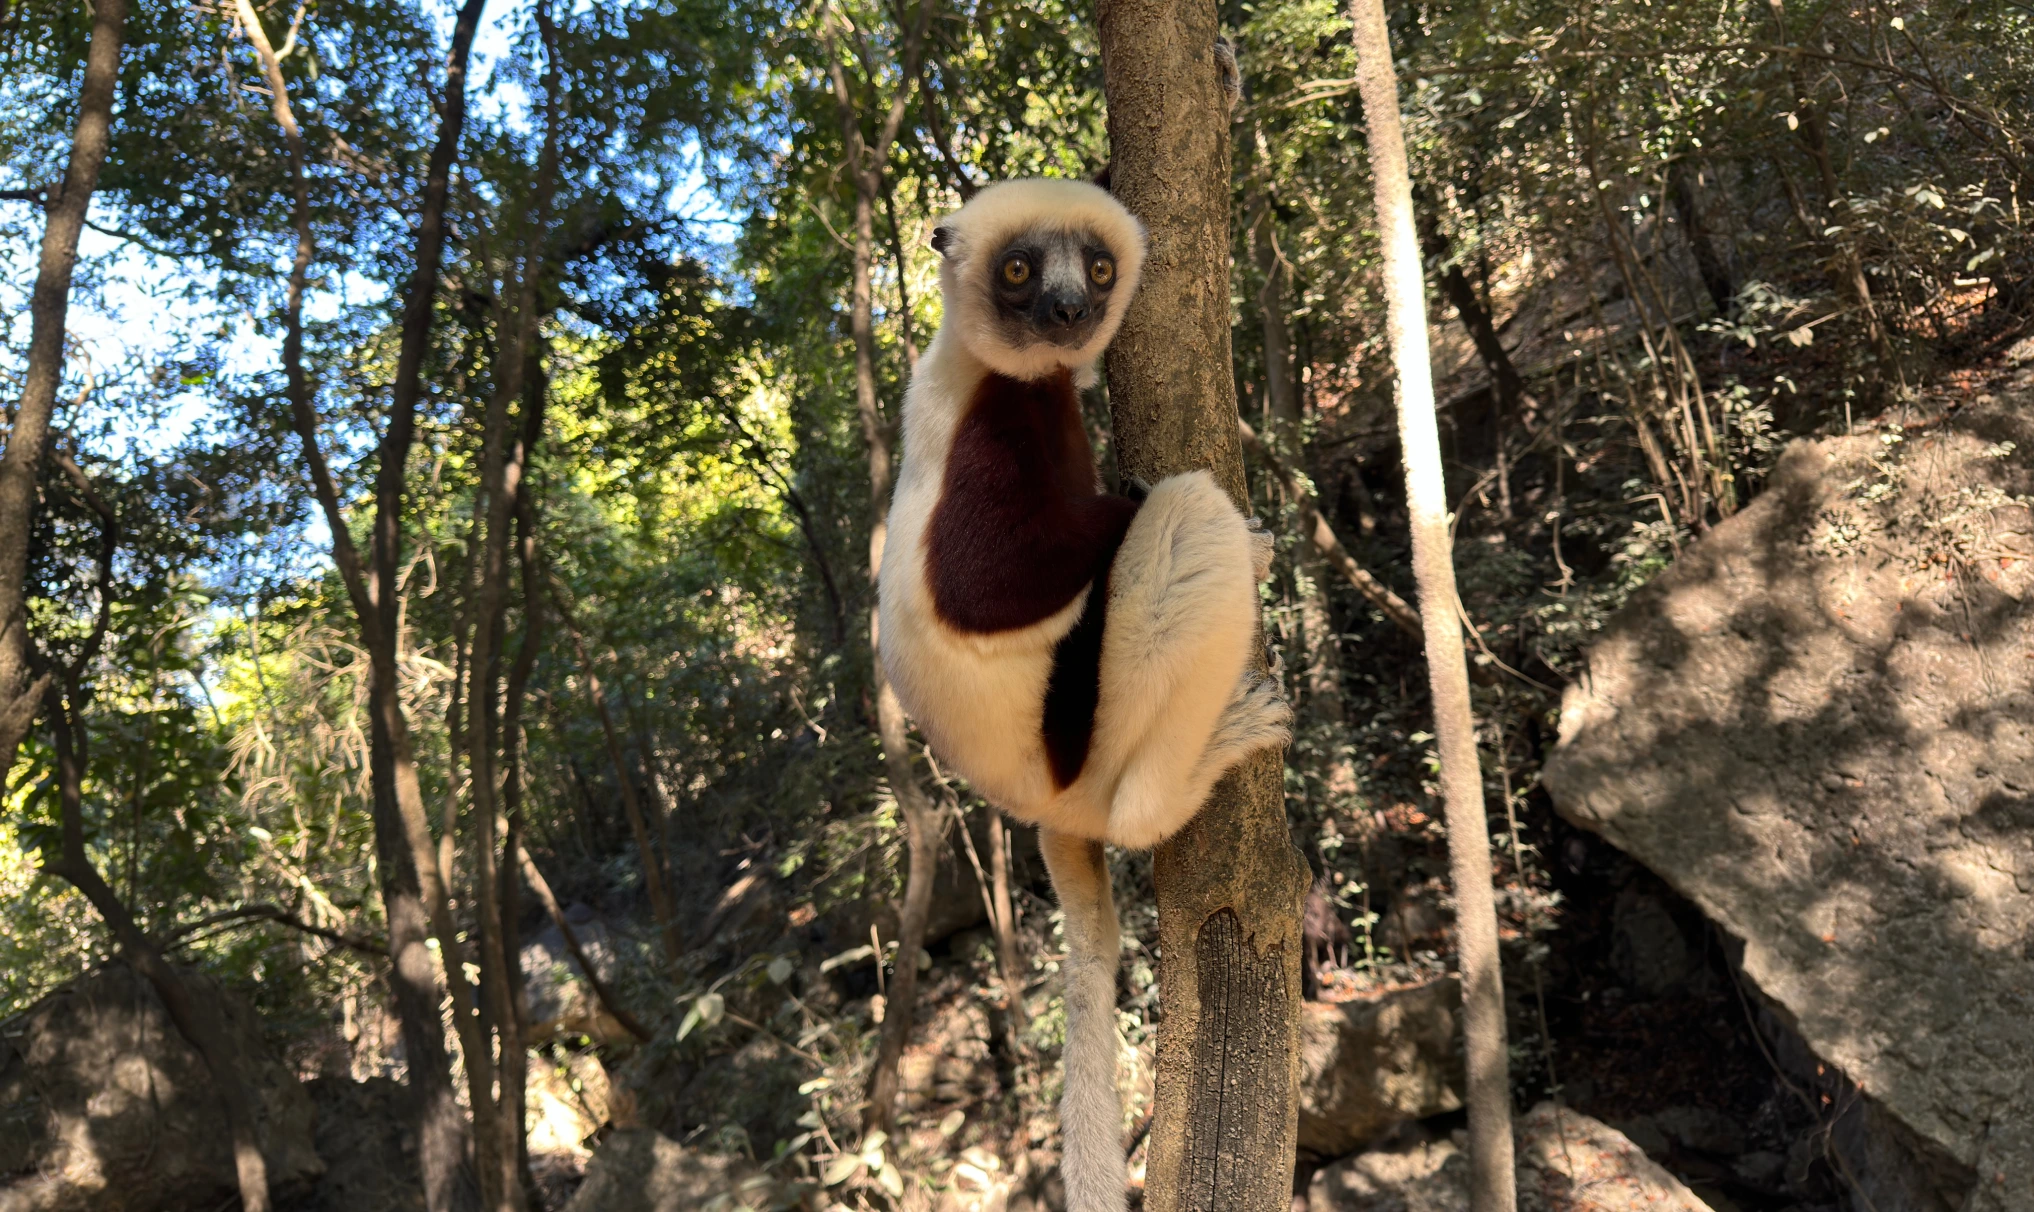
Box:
[1002,256,1030,286]
[1089,256,1115,287]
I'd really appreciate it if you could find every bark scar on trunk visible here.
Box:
[1179,907,1294,1212]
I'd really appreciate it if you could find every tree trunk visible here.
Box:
[0,0,127,789]
[464,30,562,1201]
[1349,4,1517,1210]
[1097,8,1311,1211]
[987,814,1029,1031]
[499,425,550,1198]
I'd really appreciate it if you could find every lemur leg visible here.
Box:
[1095,471,1288,850]
[1038,828,1127,1212]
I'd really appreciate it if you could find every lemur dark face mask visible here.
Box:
[987,228,1119,350]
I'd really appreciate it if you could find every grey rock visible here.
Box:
[291,1077,424,1212]
[1296,978,1463,1159]
[1545,410,2034,1212]
[1652,1106,1745,1156]
[1307,1104,1715,1212]
[0,963,322,1212]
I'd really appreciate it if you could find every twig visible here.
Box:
[164,903,387,957]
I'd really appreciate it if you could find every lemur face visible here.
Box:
[984,228,1120,352]
[930,178,1147,382]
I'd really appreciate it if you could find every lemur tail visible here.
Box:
[1038,828,1128,1212]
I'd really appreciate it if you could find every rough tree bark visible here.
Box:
[0,0,127,790]
[1349,3,1517,1209]
[1097,8,1312,1210]
[279,2,494,1205]
[817,0,943,1140]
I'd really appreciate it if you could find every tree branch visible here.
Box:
[166,903,389,957]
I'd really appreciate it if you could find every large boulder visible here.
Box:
[1545,406,2034,1211]
[1297,978,1463,1160]
[0,962,322,1212]
[1306,1103,1714,1211]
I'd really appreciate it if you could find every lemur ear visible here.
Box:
[930,225,956,256]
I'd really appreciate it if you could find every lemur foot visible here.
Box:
[1208,668,1294,763]
[1122,475,1153,504]
[1245,516,1275,581]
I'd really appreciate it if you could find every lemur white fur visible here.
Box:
[878,178,1292,1212]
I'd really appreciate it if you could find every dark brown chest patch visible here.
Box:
[924,370,1138,635]
[925,369,1139,788]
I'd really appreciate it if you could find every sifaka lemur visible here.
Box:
[878,177,1292,1212]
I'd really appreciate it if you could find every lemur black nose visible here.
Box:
[1050,297,1089,326]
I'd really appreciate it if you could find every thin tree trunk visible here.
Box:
[1667,159,1735,317]
[30,475,275,1212]
[1349,4,1516,1209]
[0,0,127,788]
[987,814,1029,1031]
[499,433,549,1199]
[463,19,561,1201]
[817,0,941,1141]
[1097,8,1311,1210]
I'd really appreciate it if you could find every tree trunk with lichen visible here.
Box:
[1097,6,1311,1209]
[1350,2,1517,1208]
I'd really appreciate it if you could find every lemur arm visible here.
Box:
[1038,828,1128,1212]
